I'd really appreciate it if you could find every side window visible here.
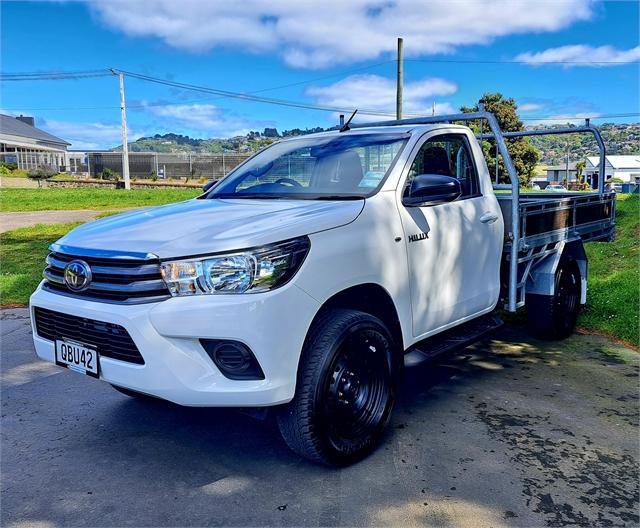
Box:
[406,134,480,198]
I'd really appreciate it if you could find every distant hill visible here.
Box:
[117,127,325,154]
[528,123,640,165]
[116,123,640,166]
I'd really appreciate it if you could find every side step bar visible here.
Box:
[404,315,503,368]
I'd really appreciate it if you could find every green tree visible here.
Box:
[575,160,586,183]
[461,93,540,186]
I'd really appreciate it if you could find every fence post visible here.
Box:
[222,152,226,177]
[189,153,192,178]
[154,153,159,178]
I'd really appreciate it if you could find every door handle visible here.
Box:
[480,212,499,224]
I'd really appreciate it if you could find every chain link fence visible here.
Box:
[0,151,251,181]
[85,152,251,180]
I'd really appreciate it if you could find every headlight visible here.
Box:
[160,237,310,296]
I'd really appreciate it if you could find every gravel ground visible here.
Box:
[1,308,638,527]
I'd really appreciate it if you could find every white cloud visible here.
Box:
[518,102,546,112]
[39,119,143,150]
[86,0,596,68]
[142,103,259,137]
[516,45,640,67]
[306,74,457,117]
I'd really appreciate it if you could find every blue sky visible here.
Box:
[1,0,638,149]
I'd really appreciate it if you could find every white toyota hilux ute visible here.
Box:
[30,112,616,465]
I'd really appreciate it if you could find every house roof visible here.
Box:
[0,114,70,146]
[587,155,640,169]
[545,162,578,171]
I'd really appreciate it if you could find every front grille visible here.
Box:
[43,250,170,304]
[34,307,144,365]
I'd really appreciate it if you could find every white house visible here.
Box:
[0,114,70,170]
[545,161,578,183]
[585,155,640,186]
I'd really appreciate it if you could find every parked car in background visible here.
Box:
[530,183,541,190]
[604,182,623,193]
[547,184,567,192]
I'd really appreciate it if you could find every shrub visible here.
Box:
[0,162,18,171]
[0,166,11,175]
[99,168,119,180]
[150,172,158,182]
[27,166,58,187]
[608,177,624,184]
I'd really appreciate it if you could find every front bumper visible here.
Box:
[29,281,319,407]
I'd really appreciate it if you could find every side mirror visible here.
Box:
[404,174,462,206]
[202,180,217,192]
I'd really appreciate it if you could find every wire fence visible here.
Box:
[85,152,252,180]
[0,151,252,181]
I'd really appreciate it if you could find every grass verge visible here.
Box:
[1,195,638,347]
[579,194,639,346]
[0,222,80,305]
[0,187,201,212]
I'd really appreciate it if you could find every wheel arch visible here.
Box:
[526,238,587,304]
[305,283,405,354]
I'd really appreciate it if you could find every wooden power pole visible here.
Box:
[396,37,403,120]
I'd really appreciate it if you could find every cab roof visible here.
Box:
[285,123,469,141]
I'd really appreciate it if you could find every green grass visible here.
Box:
[0,222,81,305]
[1,195,638,346]
[579,194,639,346]
[0,187,201,212]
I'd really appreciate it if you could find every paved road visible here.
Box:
[0,210,109,233]
[1,308,638,527]
[0,209,138,233]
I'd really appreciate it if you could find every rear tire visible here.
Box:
[526,257,581,340]
[277,309,397,466]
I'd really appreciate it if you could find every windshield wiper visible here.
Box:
[313,195,364,200]
[212,193,286,199]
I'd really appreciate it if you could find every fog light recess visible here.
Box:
[200,339,265,380]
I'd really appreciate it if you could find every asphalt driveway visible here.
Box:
[1,308,638,527]
[0,210,103,233]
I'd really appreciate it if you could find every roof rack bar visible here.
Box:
[347,110,489,130]
[479,124,606,194]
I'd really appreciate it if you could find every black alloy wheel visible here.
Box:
[277,309,398,466]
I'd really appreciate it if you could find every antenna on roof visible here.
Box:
[340,109,358,132]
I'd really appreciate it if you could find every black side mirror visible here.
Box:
[404,174,462,206]
[202,180,217,192]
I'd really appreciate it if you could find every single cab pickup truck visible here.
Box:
[30,111,615,465]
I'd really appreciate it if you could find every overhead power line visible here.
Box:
[404,58,640,65]
[1,68,638,123]
[114,69,400,117]
[0,69,112,80]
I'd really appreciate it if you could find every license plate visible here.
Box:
[55,339,99,377]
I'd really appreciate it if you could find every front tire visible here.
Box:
[277,309,397,466]
[527,257,581,340]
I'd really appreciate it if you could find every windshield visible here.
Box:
[207,133,408,200]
